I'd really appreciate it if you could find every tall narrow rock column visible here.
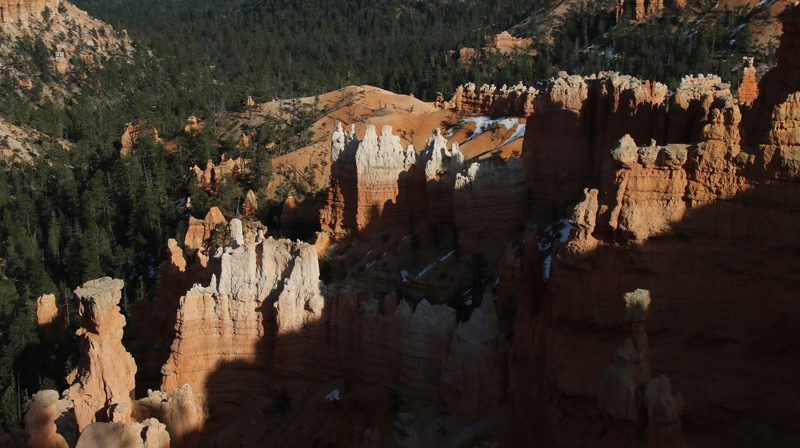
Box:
[66,278,137,432]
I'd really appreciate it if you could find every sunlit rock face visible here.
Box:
[0,0,58,24]
[320,123,527,250]
[66,278,136,433]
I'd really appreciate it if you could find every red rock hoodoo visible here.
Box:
[66,278,136,432]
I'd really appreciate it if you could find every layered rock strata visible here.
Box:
[131,216,510,435]
[0,0,58,24]
[453,157,527,251]
[518,71,750,213]
[443,82,538,117]
[738,57,759,105]
[66,278,136,432]
[320,123,527,248]
[513,107,800,445]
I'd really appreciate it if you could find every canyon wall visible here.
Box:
[0,0,58,24]
[439,82,538,117]
[319,122,526,248]
[143,218,509,432]
[511,76,800,446]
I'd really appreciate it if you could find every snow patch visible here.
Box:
[326,390,341,401]
[416,250,456,279]
[500,123,526,147]
[461,117,519,144]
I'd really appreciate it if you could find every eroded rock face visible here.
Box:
[445,82,538,117]
[442,289,507,421]
[159,220,327,417]
[521,71,669,213]
[134,385,200,448]
[185,155,249,194]
[320,123,525,249]
[453,157,527,251]
[597,290,688,448]
[0,0,58,24]
[120,120,160,158]
[76,419,170,448]
[241,189,258,220]
[67,278,136,432]
[392,413,421,448]
[513,124,800,446]
[36,293,64,340]
[183,207,227,255]
[739,57,759,105]
[746,4,800,146]
[23,390,70,448]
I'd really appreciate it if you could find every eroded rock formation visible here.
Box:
[120,120,160,158]
[0,0,58,24]
[36,293,64,340]
[598,289,687,448]
[739,57,759,104]
[185,155,249,194]
[76,419,170,448]
[443,82,538,117]
[183,207,227,255]
[320,123,527,249]
[66,278,136,432]
[23,390,70,448]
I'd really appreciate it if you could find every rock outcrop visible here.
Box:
[442,289,507,421]
[241,189,258,219]
[598,289,687,448]
[320,123,527,249]
[120,120,160,158]
[521,71,732,214]
[76,419,170,448]
[182,207,227,255]
[739,57,759,105]
[453,157,527,251]
[66,278,136,432]
[0,0,58,25]
[513,102,800,446]
[134,385,201,448]
[392,413,421,448]
[36,293,64,340]
[444,82,538,117]
[185,155,248,194]
[23,390,70,448]
[745,3,800,146]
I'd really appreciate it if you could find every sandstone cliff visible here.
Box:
[441,82,537,117]
[0,0,58,25]
[320,122,528,252]
[512,93,800,447]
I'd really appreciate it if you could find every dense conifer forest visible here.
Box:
[0,0,777,427]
